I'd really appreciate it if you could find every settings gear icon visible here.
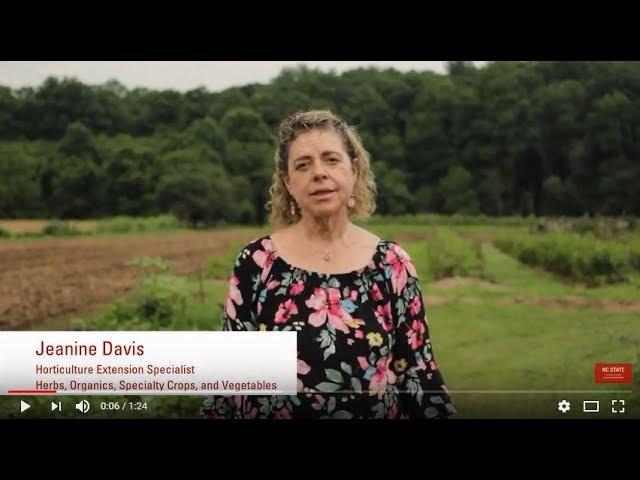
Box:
[557,400,571,413]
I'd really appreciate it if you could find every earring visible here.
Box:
[289,200,297,216]
[348,194,355,209]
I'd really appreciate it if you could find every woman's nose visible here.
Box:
[311,160,328,178]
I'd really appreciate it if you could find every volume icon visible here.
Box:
[75,400,90,413]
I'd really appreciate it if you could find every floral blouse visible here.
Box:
[202,235,456,419]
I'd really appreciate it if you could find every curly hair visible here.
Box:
[266,110,377,227]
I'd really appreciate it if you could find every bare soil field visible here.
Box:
[0,228,258,329]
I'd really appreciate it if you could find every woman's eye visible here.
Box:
[297,163,308,170]
[328,157,340,163]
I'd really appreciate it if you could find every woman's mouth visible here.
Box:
[310,189,336,198]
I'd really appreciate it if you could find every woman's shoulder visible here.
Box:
[377,237,408,253]
[231,234,275,272]
[374,237,417,273]
[348,227,415,271]
[350,224,382,245]
[240,234,273,253]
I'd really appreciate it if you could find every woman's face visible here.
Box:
[284,127,357,220]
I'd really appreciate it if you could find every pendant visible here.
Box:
[322,250,332,262]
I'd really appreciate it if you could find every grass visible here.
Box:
[94,215,182,234]
[483,242,640,302]
[494,232,634,286]
[429,300,638,418]
[1,221,638,419]
[362,213,540,227]
[398,227,640,418]
[0,215,260,241]
[424,239,640,419]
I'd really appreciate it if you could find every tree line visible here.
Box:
[1,61,638,223]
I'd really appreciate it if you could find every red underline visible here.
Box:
[8,390,57,394]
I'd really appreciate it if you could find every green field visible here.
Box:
[2,219,638,419]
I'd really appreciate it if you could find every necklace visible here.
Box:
[304,224,353,262]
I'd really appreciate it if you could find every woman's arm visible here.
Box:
[202,243,262,418]
[386,242,457,419]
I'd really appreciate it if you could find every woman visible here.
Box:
[202,110,456,419]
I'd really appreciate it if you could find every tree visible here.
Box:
[208,88,250,121]
[405,75,460,189]
[0,86,18,139]
[220,107,272,144]
[220,107,274,224]
[184,87,215,125]
[27,76,95,139]
[156,164,234,227]
[2,62,640,218]
[414,185,439,213]
[185,116,226,154]
[476,169,506,215]
[447,61,477,76]
[82,83,131,134]
[103,148,158,215]
[373,161,413,215]
[58,122,99,162]
[541,175,565,215]
[48,155,104,218]
[438,166,480,214]
[144,90,188,129]
[230,175,257,223]
[0,146,44,217]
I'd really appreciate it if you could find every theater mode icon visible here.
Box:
[583,400,599,413]
[557,400,571,413]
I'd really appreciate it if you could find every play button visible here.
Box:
[20,400,30,413]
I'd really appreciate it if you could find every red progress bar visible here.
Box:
[8,390,57,394]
